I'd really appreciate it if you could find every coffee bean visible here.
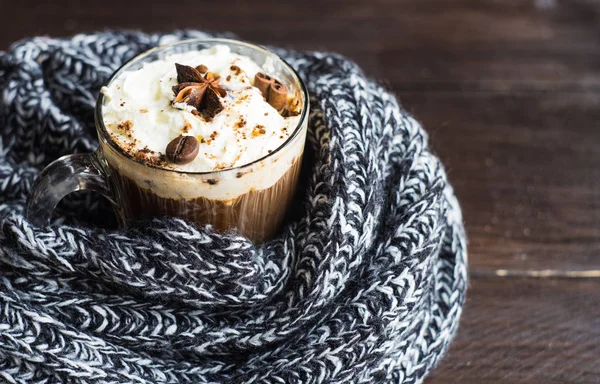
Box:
[166,135,199,165]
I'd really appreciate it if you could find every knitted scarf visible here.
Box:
[0,31,467,384]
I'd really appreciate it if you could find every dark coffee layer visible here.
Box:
[107,157,303,243]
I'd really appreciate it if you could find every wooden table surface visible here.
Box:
[2,0,599,382]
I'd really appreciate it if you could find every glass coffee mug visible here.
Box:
[26,39,309,243]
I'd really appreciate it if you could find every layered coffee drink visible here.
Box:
[97,42,307,243]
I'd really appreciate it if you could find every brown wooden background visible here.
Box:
[1,0,599,382]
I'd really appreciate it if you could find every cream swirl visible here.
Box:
[101,45,300,172]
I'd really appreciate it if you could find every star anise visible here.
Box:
[172,63,227,120]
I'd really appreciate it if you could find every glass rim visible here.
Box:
[94,37,309,176]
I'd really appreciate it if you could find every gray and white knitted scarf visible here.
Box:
[0,31,467,384]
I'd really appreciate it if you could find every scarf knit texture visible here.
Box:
[0,31,468,384]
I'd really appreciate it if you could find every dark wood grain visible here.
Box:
[406,91,600,273]
[428,277,600,384]
[1,0,599,382]
[2,0,600,91]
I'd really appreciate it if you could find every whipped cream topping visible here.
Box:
[101,45,301,172]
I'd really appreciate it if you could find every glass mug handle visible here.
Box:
[26,151,113,226]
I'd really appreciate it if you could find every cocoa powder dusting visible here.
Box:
[132,146,165,167]
[182,120,192,134]
[234,117,246,129]
[214,162,233,171]
[252,125,267,137]
[117,120,133,132]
